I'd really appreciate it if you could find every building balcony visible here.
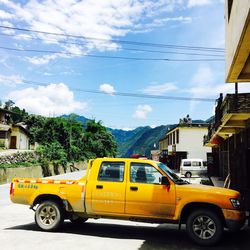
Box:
[205,93,250,146]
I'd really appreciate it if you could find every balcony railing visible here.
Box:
[205,93,250,145]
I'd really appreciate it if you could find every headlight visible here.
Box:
[230,198,241,209]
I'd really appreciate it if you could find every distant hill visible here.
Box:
[117,125,172,157]
[61,114,89,127]
[62,114,208,158]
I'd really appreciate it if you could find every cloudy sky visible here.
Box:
[0,0,249,129]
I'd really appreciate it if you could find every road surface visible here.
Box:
[0,171,249,250]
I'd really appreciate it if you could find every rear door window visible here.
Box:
[98,162,125,182]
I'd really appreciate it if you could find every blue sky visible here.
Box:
[0,0,249,129]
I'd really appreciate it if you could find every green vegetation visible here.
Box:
[0,162,39,169]
[0,100,117,169]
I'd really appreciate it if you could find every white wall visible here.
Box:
[18,131,29,150]
[168,127,211,160]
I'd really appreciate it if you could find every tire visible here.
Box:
[70,216,88,225]
[185,172,192,178]
[186,209,223,246]
[35,200,64,231]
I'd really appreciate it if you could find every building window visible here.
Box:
[173,131,175,144]
[0,131,6,139]
[176,129,179,144]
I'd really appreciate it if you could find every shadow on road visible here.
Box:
[5,221,250,250]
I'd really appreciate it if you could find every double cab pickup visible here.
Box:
[10,158,246,245]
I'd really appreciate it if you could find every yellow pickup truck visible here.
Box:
[10,158,246,246]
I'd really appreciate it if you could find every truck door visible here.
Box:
[125,162,176,219]
[90,161,126,214]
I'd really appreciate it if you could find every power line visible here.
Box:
[0,46,225,62]
[0,25,225,52]
[9,78,216,102]
[0,32,224,57]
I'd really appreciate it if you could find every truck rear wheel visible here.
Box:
[35,200,64,231]
[186,209,223,246]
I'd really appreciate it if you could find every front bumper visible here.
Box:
[223,209,246,231]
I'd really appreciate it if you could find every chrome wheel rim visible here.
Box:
[192,215,216,240]
[39,205,57,226]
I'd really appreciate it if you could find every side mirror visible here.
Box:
[161,176,170,186]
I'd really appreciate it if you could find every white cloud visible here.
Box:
[0,9,13,19]
[133,15,192,32]
[0,20,15,34]
[14,34,33,41]
[133,104,152,119]
[187,65,250,112]
[187,0,212,8]
[0,74,23,86]
[143,82,178,95]
[25,54,59,65]
[99,83,116,95]
[7,83,88,116]
[0,0,192,64]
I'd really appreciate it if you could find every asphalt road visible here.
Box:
[0,171,250,250]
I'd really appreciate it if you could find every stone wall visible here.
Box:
[0,161,87,184]
[0,151,37,164]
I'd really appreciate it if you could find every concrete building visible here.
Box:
[225,0,250,82]
[10,124,29,150]
[205,1,250,210]
[159,121,211,170]
[0,124,11,148]
[0,108,30,150]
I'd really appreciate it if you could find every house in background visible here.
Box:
[0,108,12,149]
[10,123,30,150]
[204,1,250,210]
[159,116,211,170]
[0,108,30,150]
[0,124,11,149]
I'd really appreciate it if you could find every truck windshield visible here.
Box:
[157,162,189,185]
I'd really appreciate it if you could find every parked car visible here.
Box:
[180,158,207,178]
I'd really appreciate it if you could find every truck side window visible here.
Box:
[130,163,162,184]
[98,162,125,182]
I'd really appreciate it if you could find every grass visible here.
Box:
[0,161,39,169]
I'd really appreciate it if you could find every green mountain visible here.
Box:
[62,114,208,158]
[119,125,171,157]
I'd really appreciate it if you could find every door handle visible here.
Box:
[96,185,103,189]
[130,186,138,191]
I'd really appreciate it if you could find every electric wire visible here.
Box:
[0,78,216,102]
[0,32,224,57]
[0,46,224,62]
[0,25,225,52]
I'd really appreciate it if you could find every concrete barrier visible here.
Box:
[0,161,87,184]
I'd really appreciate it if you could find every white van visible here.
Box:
[180,159,207,178]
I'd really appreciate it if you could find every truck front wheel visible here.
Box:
[35,200,64,231]
[186,209,223,246]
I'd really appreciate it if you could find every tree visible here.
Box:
[36,142,67,175]
[4,100,15,110]
[84,119,117,158]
